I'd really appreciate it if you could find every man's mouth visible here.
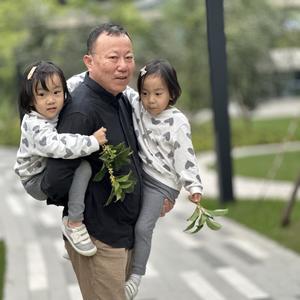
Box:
[116,76,127,81]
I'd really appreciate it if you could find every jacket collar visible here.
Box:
[84,73,123,108]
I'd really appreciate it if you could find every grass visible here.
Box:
[190,116,300,255]
[230,117,300,147]
[0,241,5,300]
[191,117,300,152]
[202,199,300,254]
[233,150,300,181]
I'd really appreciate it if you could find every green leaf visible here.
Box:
[202,209,214,219]
[206,217,222,230]
[93,164,107,182]
[187,207,199,222]
[112,143,133,170]
[184,215,199,232]
[184,202,228,234]
[96,143,137,206]
[119,181,134,189]
[117,171,133,182]
[209,208,229,217]
[198,213,207,227]
[124,182,136,194]
[191,223,204,233]
[105,190,115,206]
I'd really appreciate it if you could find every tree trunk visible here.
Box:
[281,172,300,227]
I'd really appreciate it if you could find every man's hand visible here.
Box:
[160,199,174,217]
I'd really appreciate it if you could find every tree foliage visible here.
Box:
[0,0,292,117]
[151,0,284,113]
[224,0,283,110]
[141,0,211,111]
[0,0,151,98]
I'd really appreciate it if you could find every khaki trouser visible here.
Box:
[65,237,132,300]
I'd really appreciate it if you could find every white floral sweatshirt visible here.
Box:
[14,111,99,182]
[123,87,203,195]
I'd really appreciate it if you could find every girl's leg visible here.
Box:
[68,160,91,222]
[22,173,47,200]
[132,174,179,276]
[125,182,163,300]
[132,183,164,276]
[125,174,179,299]
[61,160,97,257]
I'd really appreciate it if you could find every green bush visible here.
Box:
[0,102,20,147]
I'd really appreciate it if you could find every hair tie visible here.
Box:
[27,66,37,80]
[140,66,147,77]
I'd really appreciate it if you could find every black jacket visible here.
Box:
[41,73,142,249]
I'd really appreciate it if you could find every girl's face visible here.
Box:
[140,74,171,116]
[32,74,64,120]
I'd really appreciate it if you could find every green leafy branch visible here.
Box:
[94,143,136,206]
[184,202,228,234]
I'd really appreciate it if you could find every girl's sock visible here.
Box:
[130,273,142,286]
[125,274,142,299]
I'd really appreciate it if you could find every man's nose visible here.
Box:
[117,58,129,70]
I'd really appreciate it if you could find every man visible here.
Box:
[41,23,172,300]
[42,23,141,300]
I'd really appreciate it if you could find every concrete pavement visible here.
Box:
[1,139,300,299]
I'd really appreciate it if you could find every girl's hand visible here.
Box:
[93,127,107,145]
[160,199,174,217]
[189,193,202,204]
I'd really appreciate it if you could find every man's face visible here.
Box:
[84,33,135,96]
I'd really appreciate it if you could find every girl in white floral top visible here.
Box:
[14,61,107,257]
[124,59,204,299]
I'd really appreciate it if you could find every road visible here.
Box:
[1,146,300,300]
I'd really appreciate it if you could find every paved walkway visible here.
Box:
[1,143,300,300]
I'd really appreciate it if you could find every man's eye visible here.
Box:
[125,55,134,61]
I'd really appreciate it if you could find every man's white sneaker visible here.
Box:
[61,217,96,256]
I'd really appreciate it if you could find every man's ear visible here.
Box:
[83,54,93,71]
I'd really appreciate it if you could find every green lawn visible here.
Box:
[234,150,300,181]
[191,117,300,152]
[202,199,300,254]
[197,117,300,254]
